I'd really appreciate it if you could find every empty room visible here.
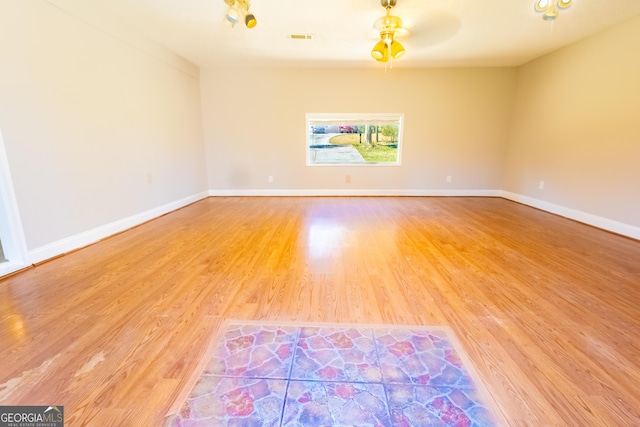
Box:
[1,0,639,425]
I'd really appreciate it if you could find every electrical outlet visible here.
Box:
[539,180,545,190]
[147,174,152,184]
[268,175,273,183]
[446,175,452,183]
[346,175,351,183]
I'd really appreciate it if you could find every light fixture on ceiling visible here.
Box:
[534,0,572,20]
[224,0,257,28]
[371,0,408,66]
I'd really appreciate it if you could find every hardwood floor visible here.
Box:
[1,197,639,426]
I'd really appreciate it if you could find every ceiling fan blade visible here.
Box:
[404,9,461,49]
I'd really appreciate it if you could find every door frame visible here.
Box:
[0,127,29,277]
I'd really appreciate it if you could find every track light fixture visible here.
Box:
[223,0,257,28]
[534,0,572,20]
[371,0,407,66]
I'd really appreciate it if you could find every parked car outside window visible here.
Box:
[339,125,358,133]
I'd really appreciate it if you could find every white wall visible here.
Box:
[503,15,640,233]
[201,67,517,195]
[1,1,638,271]
[0,0,208,262]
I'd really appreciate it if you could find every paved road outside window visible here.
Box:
[309,133,366,164]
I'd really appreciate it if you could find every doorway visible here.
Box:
[0,127,28,276]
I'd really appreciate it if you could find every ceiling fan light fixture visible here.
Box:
[371,0,408,65]
[543,7,558,20]
[390,40,405,60]
[534,0,550,12]
[535,0,572,20]
[245,13,257,28]
[375,50,389,63]
[558,0,572,8]
[223,0,257,29]
[374,14,403,32]
[371,40,387,60]
[225,7,240,24]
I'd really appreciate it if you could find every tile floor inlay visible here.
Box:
[291,326,381,383]
[204,324,299,379]
[167,321,498,426]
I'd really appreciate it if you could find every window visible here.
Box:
[306,113,403,166]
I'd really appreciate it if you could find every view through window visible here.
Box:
[307,113,403,166]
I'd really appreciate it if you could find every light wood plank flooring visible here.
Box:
[1,197,639,426]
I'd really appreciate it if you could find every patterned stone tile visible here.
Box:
[282,380,391,426]
[166,323,499,427]
[386,384,497,427]
[204,323,298,379]
[375,328,475,388]
[166,376,287,427]
[290,326,382,383]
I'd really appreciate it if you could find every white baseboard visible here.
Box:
[0,261,28,278]
[211,189,640,240]
[209,189,502,197]
[27,191,209,265]
[500,191,640,240]
[14,189,637,273]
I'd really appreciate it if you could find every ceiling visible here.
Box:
[75,0,640,69]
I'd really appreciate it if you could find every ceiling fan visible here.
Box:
[370,0,409,64]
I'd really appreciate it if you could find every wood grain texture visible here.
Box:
[1,197,639,426]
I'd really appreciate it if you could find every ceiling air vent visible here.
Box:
[286,34,314,40]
